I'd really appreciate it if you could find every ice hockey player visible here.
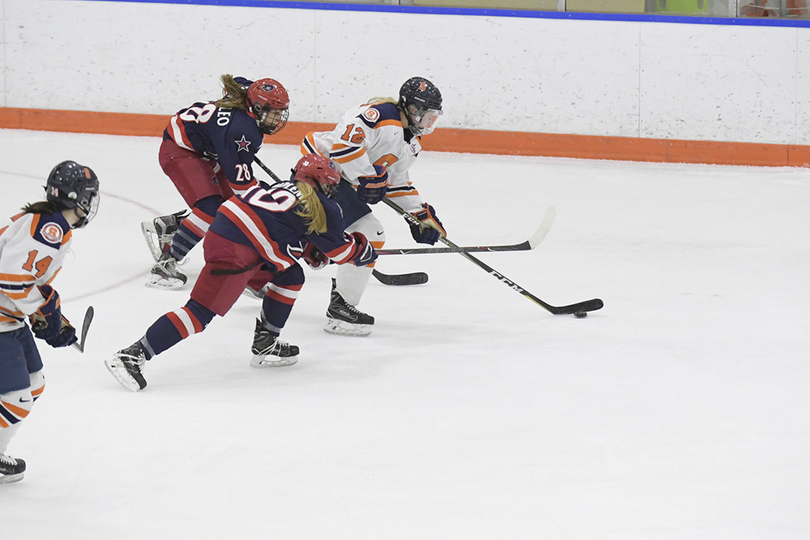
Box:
[142,74,290,290]
[300,76,446,337]
[105,154,377,392]
[0,161,100,483]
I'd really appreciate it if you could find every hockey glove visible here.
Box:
[356,165,388,204]
[409,203,446,245]
[45,317,78,349]
[30,285,63,341]
[349,232,378,267]
[302,242,328,270]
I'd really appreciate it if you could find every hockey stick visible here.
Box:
[72,306,94,353]
[253,155,428,287]
[253,155,283,183]
[31,306,94,352]
[376,206,556,256]
[383,199,603,316]
[372,269,428,286]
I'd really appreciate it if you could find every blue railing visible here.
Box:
[78,0,810,27]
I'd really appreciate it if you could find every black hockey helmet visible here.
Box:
[398,77,443,136]
[46,161,100,228]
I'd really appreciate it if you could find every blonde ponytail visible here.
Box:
[216,74,249,110]
[294,182,328,235]
[367,97,398,106]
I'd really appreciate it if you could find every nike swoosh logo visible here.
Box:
[18,398,32,403]
[376,231,384,236]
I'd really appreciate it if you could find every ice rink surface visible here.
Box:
[0,128,808,539]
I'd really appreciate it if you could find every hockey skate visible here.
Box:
[146,252,187,290]
[250,319,299,367]
[0,453,26,484]
[324,278,374,337]
[105,342,148,391]
[141,210,189,262]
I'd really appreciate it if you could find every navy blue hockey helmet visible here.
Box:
[46,161,100,228]
[398,77,443,136]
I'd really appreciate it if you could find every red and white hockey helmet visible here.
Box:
[293,154,340,199]
[246,78,290,136]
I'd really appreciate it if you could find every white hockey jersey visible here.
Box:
[0,210,72,332]
[300,100,425,213]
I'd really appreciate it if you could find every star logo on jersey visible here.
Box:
[235,135,251,153]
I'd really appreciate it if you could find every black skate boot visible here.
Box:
[0,453,26,484]
[146,251,187,290]
[324,278,374,336]
[250,319,298,367]
[250,319,299,368]
[105,341,148,391]
[141,209,189,262]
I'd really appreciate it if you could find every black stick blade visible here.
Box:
[72,306,94,353]
[372,269,429,286]
[552,298,604,315]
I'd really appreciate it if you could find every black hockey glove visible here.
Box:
[409,203,446,245]
[30,285,63,341]
[356,165,388,204]
[45,320,78,349]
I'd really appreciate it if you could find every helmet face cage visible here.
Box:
[293,154,340,199]
[76,189,100,228]
[46,161,100,228]
[405,104,442,136]
[252,104,289,136]
[399,77,443,136]
[247,78,290,136]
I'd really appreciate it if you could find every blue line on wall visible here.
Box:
[79,0,810,28]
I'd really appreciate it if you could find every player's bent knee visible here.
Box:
[184,300,216,331]
[349,213,385,246]
[29,370,45,402]
[0,387,35,428]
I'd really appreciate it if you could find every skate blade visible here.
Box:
[140,221,162,262]
[250,354,299,368]
[0,472,24,484]
[145,274,186,290]
[324,319,372,337]
[104,359,146,392]
[140,221,190,266]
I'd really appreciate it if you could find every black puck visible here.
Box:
[574,312,587,318]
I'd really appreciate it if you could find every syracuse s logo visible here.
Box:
[41,222,64,244]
